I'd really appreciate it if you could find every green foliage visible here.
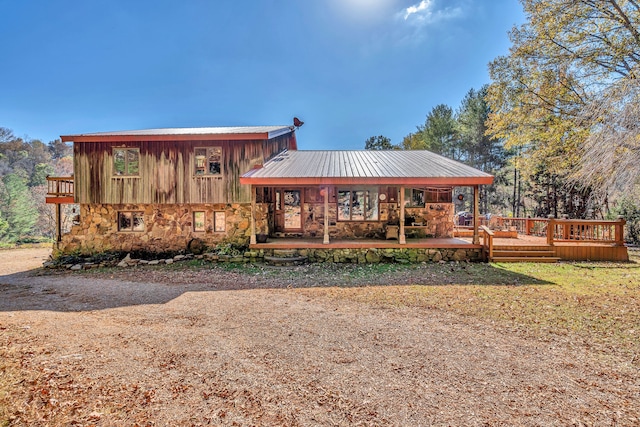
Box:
[0,211,8,240]
[0,174,39,242]
[364,135,397,150]
[403,104,457,155]
[30,163,55,187]
[610,197,640,245]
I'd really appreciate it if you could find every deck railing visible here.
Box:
[46,176,74,198]
[547,218,625,246]
[492,216,626,246]
[493,217,548,236]
[480,225,494,261]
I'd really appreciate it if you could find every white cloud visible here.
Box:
[400,0,463,25]
[404,0,432,20]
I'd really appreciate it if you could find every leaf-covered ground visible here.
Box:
[1,248,639,426]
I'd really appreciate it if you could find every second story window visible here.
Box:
[195,147,222,176]
[113,148,140,176]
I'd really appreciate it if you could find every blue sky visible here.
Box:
[0,0,524,150]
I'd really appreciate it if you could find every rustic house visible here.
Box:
[46,124,496,261]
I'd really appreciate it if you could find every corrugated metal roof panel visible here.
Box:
[61,126,293,142]
[244,150,493,180]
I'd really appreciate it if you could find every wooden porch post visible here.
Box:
[473,185,480,244]
[399,186,406,244]
[323,186,330,244]
[250,186,257,245]
[56,203,62,242]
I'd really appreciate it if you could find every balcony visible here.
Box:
[46,176,74,204]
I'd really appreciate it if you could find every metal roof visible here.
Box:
[61,126,293,142]
[241,150,494,186]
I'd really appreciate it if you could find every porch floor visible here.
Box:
[251,237,480,250]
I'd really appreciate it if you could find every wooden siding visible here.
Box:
[74,134,293,205]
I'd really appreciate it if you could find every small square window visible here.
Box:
[113,148,140,176]
[195,147,222,175]
[214,211,226,232]
[118,211,144,232]
[193,211,206,232]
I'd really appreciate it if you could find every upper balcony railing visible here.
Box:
[45,176,74,203]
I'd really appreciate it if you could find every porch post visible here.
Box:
[250,186,257,245]
[323,186,330,244]
[399,186,406,244]
[473,185,480,244]
[56,203,62,242]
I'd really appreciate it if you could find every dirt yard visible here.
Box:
[1,248,639,426]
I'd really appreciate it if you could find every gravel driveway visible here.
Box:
[1,248,638,426]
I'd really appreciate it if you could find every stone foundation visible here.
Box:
[49,246,484,269]
[55,203,255,256]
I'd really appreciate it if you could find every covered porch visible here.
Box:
[240,150,494,251]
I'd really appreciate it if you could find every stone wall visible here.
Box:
[261,247,482,263]
[55,203,255,256]
[54,201,456,256]
[296,202,454,239]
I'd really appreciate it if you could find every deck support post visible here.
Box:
[547,215,555,246]
[615,216,626,246]
[472,185,480,244]
[323,186,330,244]
[56,203,62,242]
[250,186,257,245]
[399,186,406,244]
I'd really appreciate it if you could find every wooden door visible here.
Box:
[274,189,303,232]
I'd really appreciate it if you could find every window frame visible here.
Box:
[194,146,222,176]
[213,211,226,232]
[336,187,379,222]
[112,148,140,177]
[117,211,145,232]
[193,211,206,232]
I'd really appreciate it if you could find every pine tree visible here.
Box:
[0,173,38,242]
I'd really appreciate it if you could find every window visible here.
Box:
[195,147,222,175]
[193,211,206,232]
[118,211,144,232]
[408,188,425,207]
[337,187,378,221]
[113,148,140,176]
[406,187,453,205]
[214,211,226,232]
[425,188,453,203]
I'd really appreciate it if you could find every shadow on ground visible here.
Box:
[0,261,554,313]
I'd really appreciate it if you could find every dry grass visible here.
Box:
[1,247,640,425]
[297,249,640,366]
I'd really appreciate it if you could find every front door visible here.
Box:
[274,189,303,232]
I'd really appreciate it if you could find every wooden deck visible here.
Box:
[466,235,629,262]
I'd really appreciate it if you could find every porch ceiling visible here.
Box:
[241,150,494,186]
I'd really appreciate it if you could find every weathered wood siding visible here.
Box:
[74,135,293,204]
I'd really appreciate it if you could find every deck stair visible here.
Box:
[491,245,560,263]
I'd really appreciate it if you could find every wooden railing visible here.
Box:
[492,216,626,246]
[547,218,626,246]
[493,217,547,236]
[480,225,494,261]
[46,176,74,198]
